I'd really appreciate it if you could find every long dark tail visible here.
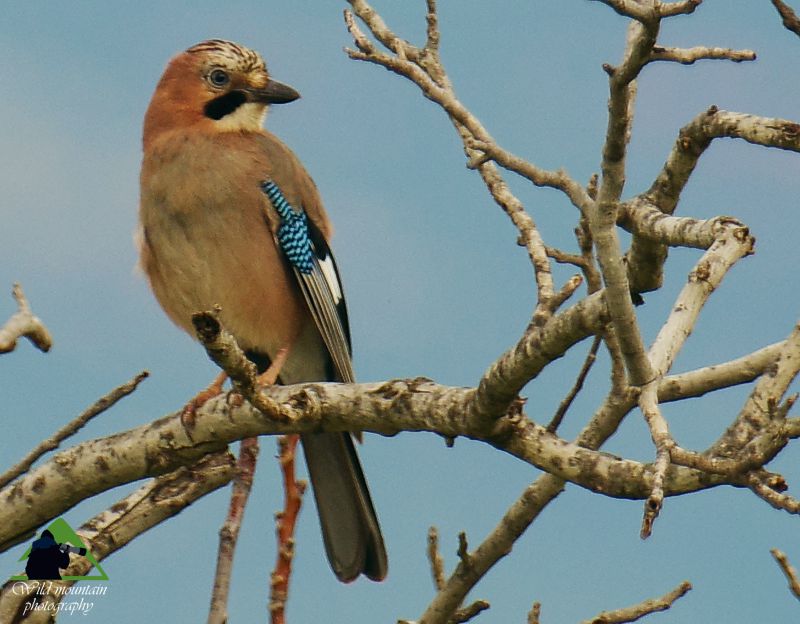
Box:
[301,432,387,582]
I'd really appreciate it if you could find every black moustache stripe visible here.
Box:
[204,91,247,120]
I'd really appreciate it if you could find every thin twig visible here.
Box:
[639,387,672,539]
[451,600,490,623]
[771,0,800,37]
[207,439,261,624]
[770,548,800,600]
[0,283,52,354]
[650,45,755,64]
[344,0,568,305]
[749,474,800,514]
[547,335,602,433]
[0,371,149,489]
[581,580,692,624]
[428,527,446,591]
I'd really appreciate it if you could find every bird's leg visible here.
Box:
[257,346,290,386]
[208,349,291,622]
[180,371,228,429]
[251,346,304,624]
[269,434,306,624]
[217,346,291,411]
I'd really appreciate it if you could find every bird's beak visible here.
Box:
[246,79,301,105]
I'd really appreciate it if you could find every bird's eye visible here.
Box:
[208,69,230,87]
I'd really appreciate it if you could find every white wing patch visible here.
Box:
[318,254,343,305]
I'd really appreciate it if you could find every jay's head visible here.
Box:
[144,39,300,146]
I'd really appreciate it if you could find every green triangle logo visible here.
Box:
[10,518,109,581]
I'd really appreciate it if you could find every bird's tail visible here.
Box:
[301,432,387,582]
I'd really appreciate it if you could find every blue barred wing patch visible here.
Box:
[261,180,314,274]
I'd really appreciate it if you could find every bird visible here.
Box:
[137,39,387,583]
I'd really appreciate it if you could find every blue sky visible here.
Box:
[1,2,799,622]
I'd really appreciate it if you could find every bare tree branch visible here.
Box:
[627,107,800,294]
[427,527,446,591]
[191,310,288,418]
[469,292,607,425]
[209,347,288,624]
[0,370,149,489]
[587,0,659,22]
[639,384,673,538]
[581,580,692,624]
[658,1,704,18]
[343,0,571,308]
[650,45,755,64]
[269,435,306,624]
[547,335,602,433]
[771,0,800,37]
[208,438,260,624]
[647,227,754,379]
[451,600,490,623]
[0,451,236,623]
[711,321,800,458]
[592,20,658,387]
[657,341,785,402]
[0,283,52,354]
[749,473,800,514]
[771,548,800,600]
[1,368,742,557]
[527,602,542,624]
[619,202,746,250]
[417,475,565,624]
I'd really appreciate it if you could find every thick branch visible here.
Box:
[0,373,741,554]
[0,371,149,489]
[628,107,800,293]
[647,108,800,216]
[657,341,785,402]
[0,452,235,623]
[619,200,746,250]
[647,226,754,377]
[592,21,658,386]
[712,321,800,457]
[470,292,608,423]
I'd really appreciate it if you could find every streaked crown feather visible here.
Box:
[185,39,266,74]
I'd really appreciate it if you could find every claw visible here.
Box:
[256,347,289,387]
[181,371,228,429]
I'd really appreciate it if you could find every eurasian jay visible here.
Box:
[138,39,387,582]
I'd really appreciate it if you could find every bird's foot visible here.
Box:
[256,347,289,387]
[181,371,228,430]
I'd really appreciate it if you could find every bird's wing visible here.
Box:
[260,180,354,383]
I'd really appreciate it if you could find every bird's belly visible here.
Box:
[140,199,309,359]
